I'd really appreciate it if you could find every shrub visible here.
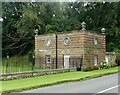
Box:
[89,65,94,70]
[83,65,99,71]
[115,59,120,66]
[93,65,99,70]
[100,61,110,69]
[115,55,120,66]
[83,66,90,72]
[83,65,91,72]
[110,63,117,67]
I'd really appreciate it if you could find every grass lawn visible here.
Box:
[0,66,119,93]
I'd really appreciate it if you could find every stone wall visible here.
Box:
[105,52,116,64]
[0,67,76,81]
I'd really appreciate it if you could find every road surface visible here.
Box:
[22,73,119,94]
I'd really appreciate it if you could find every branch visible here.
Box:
[3,32,21,42]
[19,43,28,54]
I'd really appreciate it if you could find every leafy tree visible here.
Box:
[2,2,120,57]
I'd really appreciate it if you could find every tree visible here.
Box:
[2,2,120,57]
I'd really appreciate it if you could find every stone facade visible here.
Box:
[35,30,106,69]
[105,52,116,64]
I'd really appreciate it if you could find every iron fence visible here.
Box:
[35,57,83,70]
[2,56,36,74]
[2,56,83,74]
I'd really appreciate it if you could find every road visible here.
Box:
[22,73,119,94]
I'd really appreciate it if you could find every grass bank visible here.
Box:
[1,67,119,93]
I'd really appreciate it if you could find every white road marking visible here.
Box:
[97,85,120,93]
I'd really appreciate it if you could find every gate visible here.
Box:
[76,58,83,71]
[69,57,83,71]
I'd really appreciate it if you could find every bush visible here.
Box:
[93,65,99,70]
[89,65,94,70]
[83,65,90,72]
[100,61,110,69]
[115,55,120,66]
[111,63,117,67]
[115,59,120,66]
[83,65,99,71]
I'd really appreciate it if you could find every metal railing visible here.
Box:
[2,56,83,74]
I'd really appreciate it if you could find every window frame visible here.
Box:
[64,37,70,45]
[46,55,51,64]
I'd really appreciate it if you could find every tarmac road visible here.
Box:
[22,73,119,94]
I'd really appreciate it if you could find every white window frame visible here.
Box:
[46,55,51,63]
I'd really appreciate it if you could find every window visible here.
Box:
[45,39,51,46]
[94,37,98,45]
[46,55,51,63]
[94,55,98,66]
[64,37,70,45]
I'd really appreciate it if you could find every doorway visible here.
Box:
[64,55,70,68]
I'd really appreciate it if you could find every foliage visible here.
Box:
[115,53,120,66]
[115,60,120,66]
[2,2,120,57]
[83,65,99,71]
[100,61,110,69]
[93,65,99,70]
[110,63,117,67]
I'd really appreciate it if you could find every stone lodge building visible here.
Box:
[35,30,106,70]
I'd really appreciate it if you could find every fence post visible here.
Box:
[6,55,9,74]
[32,55,35,71]
[52,59,54,69]
[27,55,29,71]
[16,56,17,72]
[21,61,23,72]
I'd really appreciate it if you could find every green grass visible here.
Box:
[1,56,45,74]
[1,66,119,93]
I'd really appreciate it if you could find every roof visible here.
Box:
[37,30,103,37]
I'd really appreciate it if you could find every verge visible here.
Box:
[1,67,119,93]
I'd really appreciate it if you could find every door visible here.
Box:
[64,55,70,68]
